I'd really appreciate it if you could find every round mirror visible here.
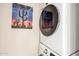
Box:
[39,4,59,36]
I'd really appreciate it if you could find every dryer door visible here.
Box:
[39,4,59,36]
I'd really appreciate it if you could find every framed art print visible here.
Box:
[12,3,33,29]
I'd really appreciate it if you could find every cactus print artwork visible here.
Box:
[12,3,33,29]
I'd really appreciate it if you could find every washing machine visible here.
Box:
[39,3,63,56]
[39,3,79,56]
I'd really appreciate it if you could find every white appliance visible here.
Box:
[39,3,63,56]
[39,3,79,56]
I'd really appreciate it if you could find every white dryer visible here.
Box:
[39,3,79,56]
[39,3,63,56]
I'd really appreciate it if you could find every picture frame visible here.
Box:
[12,3,33,29]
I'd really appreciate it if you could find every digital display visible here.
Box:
[42,11,53,29]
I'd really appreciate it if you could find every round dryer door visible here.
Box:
[39,4,59,36]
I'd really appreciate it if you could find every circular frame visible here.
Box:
[39,4,59,36]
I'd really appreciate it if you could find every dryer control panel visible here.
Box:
[39,42,59,56]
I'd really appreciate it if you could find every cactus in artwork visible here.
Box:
[18,8,27,27]
[19,8,27,21]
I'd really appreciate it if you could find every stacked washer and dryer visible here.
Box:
[39,3,79,56]
[0,3,79,56]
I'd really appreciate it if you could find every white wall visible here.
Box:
[0,3,41,56]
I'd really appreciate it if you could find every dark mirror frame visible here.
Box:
[39,4,59,36]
